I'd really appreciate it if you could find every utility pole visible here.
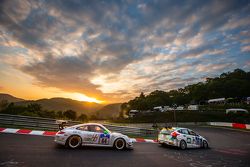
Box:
[172,104,177,127]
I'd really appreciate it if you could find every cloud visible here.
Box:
[241,45,250,52]
[0,0,250,102]
[221,16,250,31]
[20,54,101,96]
[196,63,233,73]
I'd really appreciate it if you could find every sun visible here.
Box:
[65,93,104,103]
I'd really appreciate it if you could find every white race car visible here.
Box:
[158,127,209,150]
[54,123,133,150]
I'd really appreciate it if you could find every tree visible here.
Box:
[0,100,9,111]
[27,103,42,113]
[56,111,64,118]
[139,92,145,98]
[63,110,77,120]
[78,114,88,122]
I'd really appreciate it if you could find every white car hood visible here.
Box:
[111,132,128,138]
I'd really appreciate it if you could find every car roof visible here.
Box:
[161,127,191,131]
[72,123,104,127]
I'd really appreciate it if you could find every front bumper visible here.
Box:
[126,139,134,149]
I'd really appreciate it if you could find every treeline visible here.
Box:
[114,110,250,124]
[0,101,88,122]
[121,69,250,115]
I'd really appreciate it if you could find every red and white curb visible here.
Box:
[209,122,250,129]
[0,128,157,143]
[0,128,57,136]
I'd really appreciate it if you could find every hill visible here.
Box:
[0,93,124,118]
[95,103,122,119]
[0,94,104,115]
[0,93,24,102]
[15,97,103,115]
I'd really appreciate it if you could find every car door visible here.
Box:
[87,125,111,146]
[178,129,193,148]
[188,129,201,148]
[76,125,94,145]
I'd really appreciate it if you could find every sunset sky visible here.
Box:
[0,0,250,103]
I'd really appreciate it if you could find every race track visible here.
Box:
[0,126,250,167]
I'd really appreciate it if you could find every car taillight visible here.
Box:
[57,131,65,134]
[171,131,180,138]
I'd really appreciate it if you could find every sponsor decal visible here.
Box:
[73,131,81,134]
[100,133,110,139]
[199,138,202,146]
[92,134,99,142]
[195,137,200,145]
[187,138,191,143]
[99,133,110,144]
[193,138,196,144]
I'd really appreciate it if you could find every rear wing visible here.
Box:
[56,120,68,131]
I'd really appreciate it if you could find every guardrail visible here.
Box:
[103,124,157,137]
[97,122,209,129]
[1,114,248,138]
[0,114,80,131]
[0,114,158,138]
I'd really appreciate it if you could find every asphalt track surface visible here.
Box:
[0,126,250,167]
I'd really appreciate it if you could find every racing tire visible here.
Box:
[179,140,187,150]
[67,135,82,149]
[114,138,126,150]
[202,140,209,149]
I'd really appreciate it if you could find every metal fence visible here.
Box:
[0,114,158,138]
[0,114,80,131]
[103,124,158,137]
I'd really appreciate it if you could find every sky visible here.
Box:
[0,0,250,103]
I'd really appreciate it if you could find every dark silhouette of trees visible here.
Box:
[0,102,81,121]
[0,100,9,110]
[63,110,77,120]
[78,114,88,122]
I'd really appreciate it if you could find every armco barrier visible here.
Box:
[0,113,79,131]
[103,124,157,136]
[90,122,209,129]
[1,114,248,138]
[0,114,158,138]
